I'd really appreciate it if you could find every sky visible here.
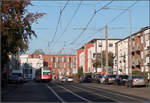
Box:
[25,0,149,54]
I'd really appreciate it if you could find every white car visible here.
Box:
[67,77,73,82]
[60,77,67,82]
[100,75,106,84]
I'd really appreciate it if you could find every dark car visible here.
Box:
[8,75,19,83]
[114,75,129,85]
[126,75,146,88]
[79,75,92,83]
[105,75,116,84]
[84,75,92,82]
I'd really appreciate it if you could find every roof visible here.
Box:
[115,26,150,44]
[88,38,122,44]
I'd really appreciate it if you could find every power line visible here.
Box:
[73,1,138,49]
[93,1,138,35]
[108,1,138,24]
[68,0,113,45]
[48,0,70,51]
[51,0,83,50]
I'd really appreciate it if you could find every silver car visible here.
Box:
[126,75,146,87]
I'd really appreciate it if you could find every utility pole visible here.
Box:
[95,40,97,73]
[105,25,108,74]
[101,40,103,72]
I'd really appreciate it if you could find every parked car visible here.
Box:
[67,76,73,82]
[105,75,116,84]
[114,75,129,85]
[100,75,107,84]
[79,75,92,83]
[60,76,67,82]
[84,75,92,82]
[8,75,20,83]
[96,75,103,83]
[126,75,146,88]
[79,76,85,83]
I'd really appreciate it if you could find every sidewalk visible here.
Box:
[82,83,150,99]
[1,83,21,100]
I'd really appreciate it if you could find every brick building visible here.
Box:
[29,54,77,79]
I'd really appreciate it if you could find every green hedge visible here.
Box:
[132,70,150,80]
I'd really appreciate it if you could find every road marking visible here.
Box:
[46,84,65,103]
[54,83,93,103]
[69,85,122,103]
[79,83,147,103]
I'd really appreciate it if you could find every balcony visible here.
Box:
[136,49,140,54]
[131,51,135,56]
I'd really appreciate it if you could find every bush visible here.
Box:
[132,70,150,80]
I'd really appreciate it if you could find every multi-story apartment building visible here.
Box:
[29,54,77,79]
[77,39,121,74]
[115,26,150,75]
[114,38,129,75]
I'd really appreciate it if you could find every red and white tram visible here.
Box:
[35,67,52,82]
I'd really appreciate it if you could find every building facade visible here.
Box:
[20,55,43,80]
[115,26,150,75]
[77,39,121,74]
[29,54,77,80]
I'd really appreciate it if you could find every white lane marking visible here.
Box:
[79,83,147,103]
[46,84,65,103]
[69,85,122,103]
[54,83,93,103]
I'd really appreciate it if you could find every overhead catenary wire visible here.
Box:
[48,0,70,50]
[72,1,138,49]
[93,1,138,35]
[50,0,83,50]
[68,0,113,45]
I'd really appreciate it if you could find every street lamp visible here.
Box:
[104,7,132,76]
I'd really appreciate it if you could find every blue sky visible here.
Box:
[26,0,149,54]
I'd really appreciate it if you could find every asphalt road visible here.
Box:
[2,81,150,103]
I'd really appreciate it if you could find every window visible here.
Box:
[62,57,64,62]
[58,57,62,62]
[69,57,71,62]
[64,57,66,62]
[93,53,96,58]
[64,63,66,68]
[56,57,58,62]
[53,57,55,62]
[99,45,102,47]
[109,43,113,47]
[73,57,76,64]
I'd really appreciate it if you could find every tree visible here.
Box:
[92,51,114,70]
[1,0,46,71]
[33,49,45,54]
[78,66,83,77]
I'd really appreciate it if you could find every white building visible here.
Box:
[77,39,121,74]
[115,26,150,75]
[114,38,129,75]
[20,55,43,80]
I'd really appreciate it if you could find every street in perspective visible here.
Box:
[1,0,150,103]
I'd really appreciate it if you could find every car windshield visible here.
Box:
[109,75,116,77]
[120,75,128,79]
[133,75,144,79]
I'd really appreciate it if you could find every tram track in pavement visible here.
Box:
[51,81,117,103]
[46,82,88,102]
[67,82,149,103]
